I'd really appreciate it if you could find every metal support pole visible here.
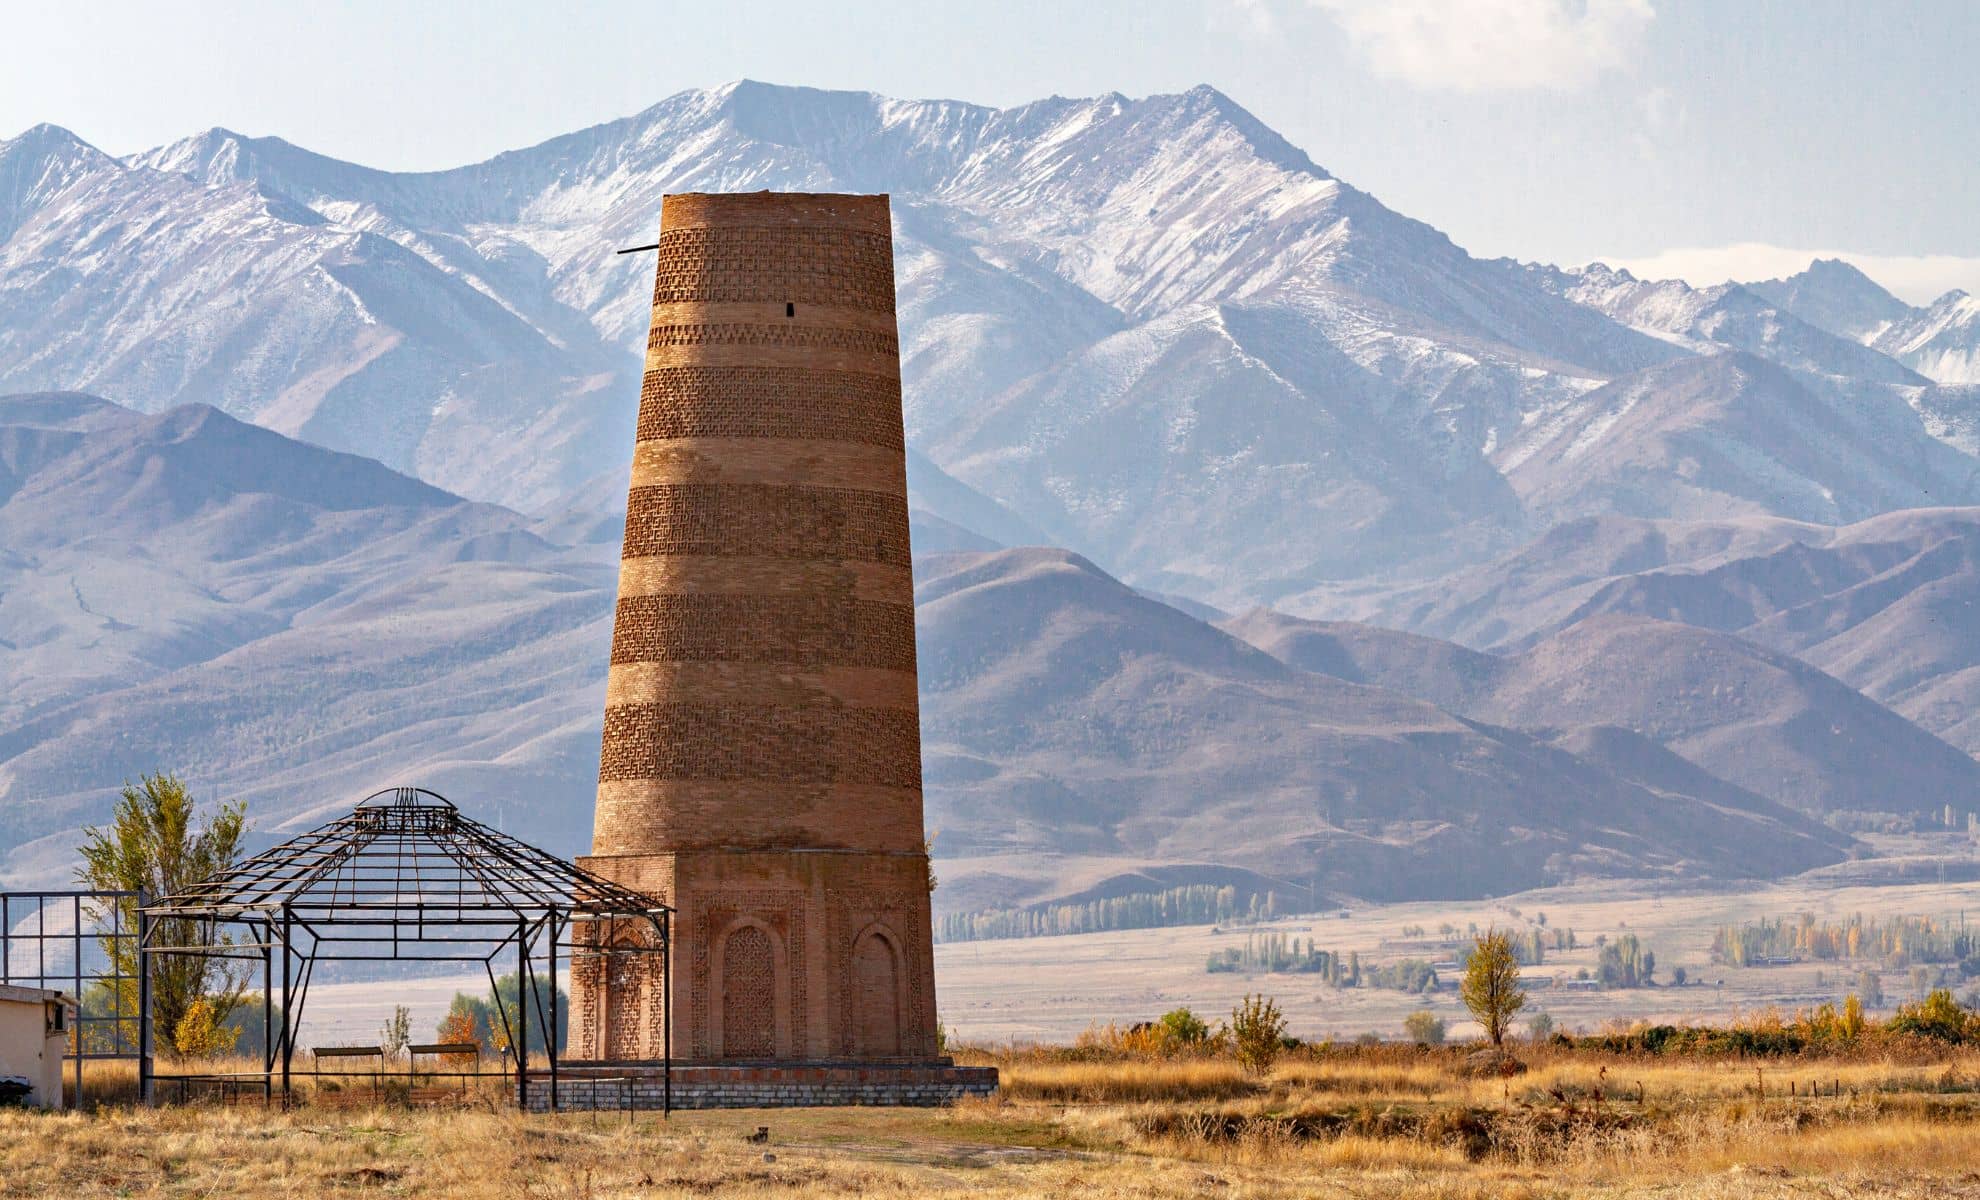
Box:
[262,918,274,1106]
[662,911,672,1117]
[514,926,530,1116]
[72,895,83,1108]
[279,905,294,1106]
[137,894,152,1106]
[548,913,559,1112]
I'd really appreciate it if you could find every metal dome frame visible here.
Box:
[137,787,671,1110]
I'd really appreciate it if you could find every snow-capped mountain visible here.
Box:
[1751,259,1980,386]
[1877,290,1980,385]
[1513,260,1922,384]
[0,82,1970,609]
[1747,258,1917,345]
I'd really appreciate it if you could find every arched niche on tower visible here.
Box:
[849,921,905,1058]
[709,916,790,1059]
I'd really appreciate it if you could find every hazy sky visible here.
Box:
[7,1,1976,300]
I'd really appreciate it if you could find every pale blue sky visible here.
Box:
[8,1,1977,299]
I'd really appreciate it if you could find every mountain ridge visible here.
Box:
[17,81,1963,606]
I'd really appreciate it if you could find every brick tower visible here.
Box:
[575,192,939,1066]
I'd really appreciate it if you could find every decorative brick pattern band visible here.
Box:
[637,368,905,448]
[589,789,925,856]
[604,662,919,712]
[615,556,910,603]
[650,227,895,309]
[598,702,922,786]
[646,322,900,359]
[659,191,896,235]
[628,438,907,495]
[621,484,912,566]
[609,595,915,671]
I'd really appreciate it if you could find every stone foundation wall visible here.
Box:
[525,1062,997,1111]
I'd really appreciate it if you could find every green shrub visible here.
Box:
[1159,1007,1210,1046]
[1403,1010,1446,1046]
[1230,994,1287,1074]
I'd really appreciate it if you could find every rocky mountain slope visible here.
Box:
[1750,259,1980,386]
[1339,507,1980,757]
[0,392,614,872]
[913,547,1850,900]
[1223,608,1980,816]
[5,83,1973,610]
[0,392,1865,904]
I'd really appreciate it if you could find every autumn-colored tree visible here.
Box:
[172,995,240,1058]
[1461,928,1527,1050]
[77,773,249,1056]
[435,1009,481,1068]
[1841,993,1867,1041]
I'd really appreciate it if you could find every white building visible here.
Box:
[0,983,75,1109]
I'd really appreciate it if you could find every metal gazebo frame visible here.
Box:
[138,787,671,1110]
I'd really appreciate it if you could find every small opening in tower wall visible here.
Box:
[786,302,795,317]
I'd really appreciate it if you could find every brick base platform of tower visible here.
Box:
[526,1061,999,1111]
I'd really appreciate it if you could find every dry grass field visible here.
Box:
[12,1040,1980,1198]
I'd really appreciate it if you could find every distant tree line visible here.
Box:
[937,884,1294,943]
[1453,930,1553,968]
[1713,912,1978,970]
[1596,933,1656,988]
[1206,933,1359,982]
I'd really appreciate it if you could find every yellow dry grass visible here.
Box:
[11,1047,1980,1198]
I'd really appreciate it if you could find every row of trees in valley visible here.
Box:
[1202,927,1575,993]
[1714,912,1979,971]
[937,884,1295,942]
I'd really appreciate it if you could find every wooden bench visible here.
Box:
[406,1042,482,1099]
[311,1045,386,1099]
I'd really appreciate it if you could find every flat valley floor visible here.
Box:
[938,842,1980,1044]
[296,833,1980,1046]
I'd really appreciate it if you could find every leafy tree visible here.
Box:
[1461,929,1528,1049]
[442,972,569,1056]
[172,995,239,1058]
[220,995,285,1061]
[1840,993,1867,1041]
[1229,994,1286,1074]
[1403,1010,1446,1046]
[77,773,248,1056]
[1597,934,1656,988]
[1159,1007,1209,1047]
[1526,1012,1555,1041]
[434,1009,481,1067]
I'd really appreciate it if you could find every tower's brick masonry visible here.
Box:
[576,192,940,1066]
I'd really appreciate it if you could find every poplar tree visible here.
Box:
[1461,928,1527,1050]
[77,773,249,1056]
